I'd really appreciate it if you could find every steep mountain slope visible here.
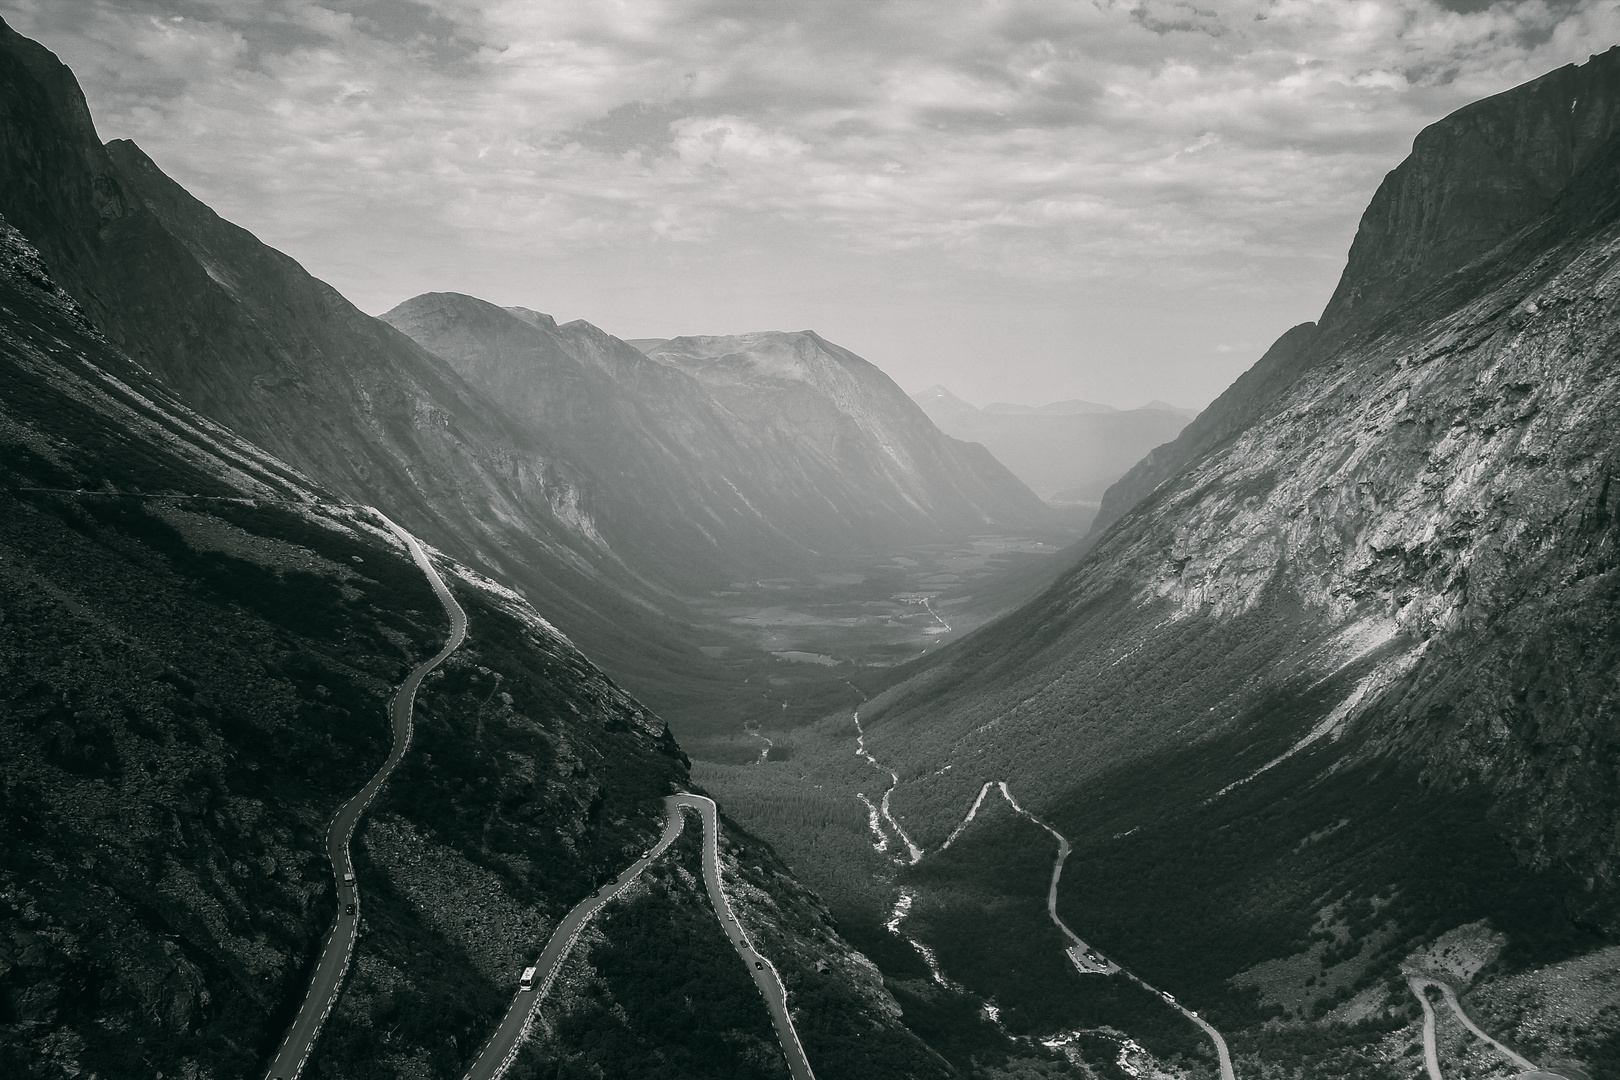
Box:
[0,20,1060,743]
[1091,321,1318,533]
[0,206,955,1080]
[912,385,1194,511]
[385,296,1052,581]
[0,26,1035,1079]
[0,18,768,729]
[1096,46,1620,537]
[758,44,1620,1077]
[0,211,688,1078]
[645,332,1048,539]
[877,37,1620,924]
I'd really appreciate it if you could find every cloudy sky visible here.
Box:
[7,0,1616,408]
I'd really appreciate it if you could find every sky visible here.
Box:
[6,1,1616,409]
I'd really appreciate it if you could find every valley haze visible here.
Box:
[2,8,1620,1080]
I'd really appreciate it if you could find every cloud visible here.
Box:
[14,0,1616,264]
[3,0,1616,406]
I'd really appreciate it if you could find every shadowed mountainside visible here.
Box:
[0,184,951,1080]
[382,294,1051,586]
[869,39,1620,938]
[0,206,694,1078]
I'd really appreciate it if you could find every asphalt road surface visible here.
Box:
[1408,974,1541,1080]
[675,793,818,1080]
[1411,977,1445,1080]
[263,519,466,1080]
[462,793,817,1080]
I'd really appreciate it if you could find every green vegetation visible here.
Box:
[0,482,437,1078]
[0,302,686,1079]
[692,759,888,922]
[1229,1016,1409,1079]
[1045,724,1606,1031]
[386,578,685,905]
[310,580,687,1077]
[309,842,509,1079]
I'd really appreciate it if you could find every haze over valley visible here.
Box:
[3,7,1620,1080]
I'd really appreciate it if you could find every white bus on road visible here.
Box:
[519,966,537,992]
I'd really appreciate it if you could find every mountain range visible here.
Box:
[381,294,1047,588]
[0,14,1055,747]
[911,385,1195,518]
[5,12,1620,1080]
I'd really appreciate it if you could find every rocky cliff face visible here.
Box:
[384,297,1052,584]
[1095,47,1620,540]
[828,45,1620,1039]
[1320,44,1620,335]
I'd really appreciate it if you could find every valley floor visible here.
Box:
[696,718,1616,1080]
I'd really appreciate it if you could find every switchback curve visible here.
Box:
[461,793,817,1080]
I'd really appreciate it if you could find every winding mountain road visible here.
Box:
[264,519,466,1080]
[942,780,1237,1080]
[461,793,817,1080]
[1407,975,1539,1080]
[1412,978,1444,1080]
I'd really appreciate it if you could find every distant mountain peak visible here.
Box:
[646,329,868,388]
[1138,399,1198,419]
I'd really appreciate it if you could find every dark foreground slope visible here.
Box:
[0,215,690,1077]
[0,214,948,1080]
[385,297,1052,585]
[759,44,1620,1078]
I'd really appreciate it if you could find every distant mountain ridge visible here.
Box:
[383,297,1052,587]
[982,398,1115,416]
[910,385,1194,514]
